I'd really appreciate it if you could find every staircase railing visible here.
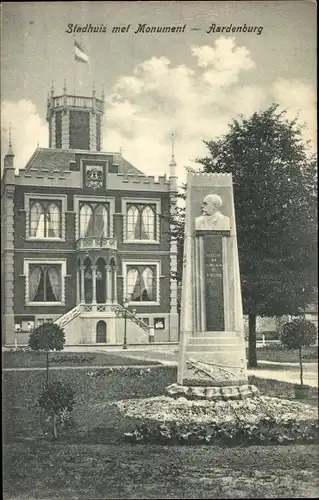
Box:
[111,304,150,336]
[54,305,81,329]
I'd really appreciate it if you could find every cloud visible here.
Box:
[104,37,316,184]
[271,78,317,150]
[1,38,316,183]
[1,100,47,173]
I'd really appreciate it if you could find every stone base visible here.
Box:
[166,383,259,401]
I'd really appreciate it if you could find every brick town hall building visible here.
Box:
[1,85,179,346]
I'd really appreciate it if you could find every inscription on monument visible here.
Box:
[203,235,224,331]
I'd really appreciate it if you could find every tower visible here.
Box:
[1,125,16,343]
[169,134,179,340]
[46,81,104,151]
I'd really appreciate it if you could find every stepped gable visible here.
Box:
[24,148,146,178]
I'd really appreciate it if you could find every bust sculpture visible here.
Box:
[195,193,230,232]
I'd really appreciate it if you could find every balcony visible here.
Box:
[76,237,117,251]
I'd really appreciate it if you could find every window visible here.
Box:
[79,202,109,238]
[24,259,66,306]
[29,264,62,302]
[126,266,156,302]
[14,316,35,332]
[126,204,156,240]
[29,200,61,238]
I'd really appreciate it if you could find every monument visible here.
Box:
[167,172,258,400]
[114,171,317,445]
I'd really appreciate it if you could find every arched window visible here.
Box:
[126,204,156,240]
[94,204,108,237]
[30,202,44,237]
[127,205,139,240]
[80,204,93,237]
[141,267,155,301]
[126,265,156,302]
[47,203,60,237]
[141,206,155,240]
[30,201,61,238]
[127,268,140,301]
[79,203,109,238]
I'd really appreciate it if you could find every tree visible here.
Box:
[28,323,65,385]
[168,198,186,285]
[280,318,317,386]
[37,381,75,439]
[173,105,317,367]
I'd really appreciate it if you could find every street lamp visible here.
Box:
[123,297,130,349]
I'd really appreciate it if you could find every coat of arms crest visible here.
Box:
[85,165,103,189]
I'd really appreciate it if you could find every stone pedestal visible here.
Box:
[176,172,255,400]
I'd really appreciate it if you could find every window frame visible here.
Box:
[122,198,161,244]
[122,260,161,306]
[74,195,115,240]
[23,259,67,306]
[24,193,67,241]
[79,201,109,238]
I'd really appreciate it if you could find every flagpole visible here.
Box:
[73,35,78,95]
[73,36,90,94]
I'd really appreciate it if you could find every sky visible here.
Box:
[1,1,317,182]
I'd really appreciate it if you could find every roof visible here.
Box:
[24,148,146,178]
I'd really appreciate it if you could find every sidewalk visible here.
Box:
[116,350,319,388]
[3,346,318,387]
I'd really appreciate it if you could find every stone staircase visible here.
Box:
[111,304,151,335]
[54,305,81,328]
[54,303,151,344]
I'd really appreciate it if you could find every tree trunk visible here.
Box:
[299,347,303,386]
[53,412,58,440]
[248,313,258,368]
[45,351,49,386]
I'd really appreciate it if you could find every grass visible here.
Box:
[248,376,318,407]
[3,441,318,499]
[256,346,318,363]
[3,362,318,499]
[3,364,318,444]
[2,365,177,442]
[2,351,160,369]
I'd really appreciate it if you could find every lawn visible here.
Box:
[3,364,318,445]
[2,351,160,369]
[3,441,318,499]
[3,362,318,499]
[2,365,177,442]
[256,346,318,363]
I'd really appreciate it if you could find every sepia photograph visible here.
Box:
[1,1,317,498]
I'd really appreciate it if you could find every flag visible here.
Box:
[74,39,89,63]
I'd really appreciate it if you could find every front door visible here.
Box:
[96,320,107,343]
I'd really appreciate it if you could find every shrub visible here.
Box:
[117,395,319,446]
[37,381,75,439]
[280,318,317,350]
[124,419,319,446]
[28,323,65,385]
[280,318,317,386]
